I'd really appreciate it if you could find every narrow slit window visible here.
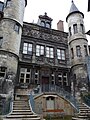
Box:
[73,24,78,34]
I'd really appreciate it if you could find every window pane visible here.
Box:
[23,43,32,55]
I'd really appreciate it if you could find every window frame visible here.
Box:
[36,45,44,56]
[76,45,81,57]
[57,49,66,60]
[84,45,88,56]
[71,48,74,59]
[23,42,33,55]
[19,68,31,84]
[14,23,20,33]
[46,47,54,58]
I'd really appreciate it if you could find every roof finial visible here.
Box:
[72,0,73,3]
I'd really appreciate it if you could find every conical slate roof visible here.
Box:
[66,0,84,22]
[69,0,79,13]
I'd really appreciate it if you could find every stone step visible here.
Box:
[6,114,39,118]
[72,117,87,120]
[13,107,30,110]
[11,111,33,115]
[13,104,29,107]
[13,109,31,112]
[3,117,41,120]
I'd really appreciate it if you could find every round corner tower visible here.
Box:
[66,1,89,98]
[0,0,27,93]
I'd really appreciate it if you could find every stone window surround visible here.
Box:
[19,68,31,83]
[36,44,44,56]
[23,42,33,55]
[76,45,81,57]
[57,49,66,60]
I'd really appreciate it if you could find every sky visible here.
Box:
[1,0,90,43]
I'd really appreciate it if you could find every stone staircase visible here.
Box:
[3,95,42,120]
[72,102,90,120]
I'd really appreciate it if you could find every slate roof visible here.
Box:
[66,0,84,22]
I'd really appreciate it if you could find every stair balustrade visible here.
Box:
[33,84,79,111]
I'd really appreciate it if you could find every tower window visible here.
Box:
[57,49,65,60]
[23,42,32,55]
[0,37,3,48]
[76,46,81,57]
[36,45,44,56]
[46,47,54,58]
[69,27,72,36]
[71,48,74,59]
[6,0,11,7]
[80,24,84,34]
[73,24,78,34]
[14,23,20,33]
[84,45,88,56]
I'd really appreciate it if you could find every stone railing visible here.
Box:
[32,85,79,112]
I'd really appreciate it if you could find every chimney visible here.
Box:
[57,20,64,31]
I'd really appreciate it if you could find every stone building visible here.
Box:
[0,0,89,117]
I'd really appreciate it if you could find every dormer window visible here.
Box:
[46,22,50,28]
[38,13,52,28]
[41,21,45,27]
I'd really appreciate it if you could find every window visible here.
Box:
[58,73,62,85]
[0,67,6,77]
[46,47,54,58]
[23,43,32,55]
[63,73,67,86]
[84,45,88,56]
[0,37,3,48]
[36,45,44,56]
[6,0,11,7]
[71,48,74,59]
[80,24,84,34]
[69,27,72,36]
[34,70,39,84]
[46,22,50,28]
[14,23,20,33]
[41,21,45,27]
[73,24,78,34]
[19,68,31,83]
[76,46,81,57]
[57,49,65,60]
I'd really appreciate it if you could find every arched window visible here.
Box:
[76,45,81,57]
[69,27,72,36]
[73,24,78,34]
[84,45,88,56]
[46,22,50,28]
[80,24,84,34]
[41,21,45,27]
[71,48,74,59]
